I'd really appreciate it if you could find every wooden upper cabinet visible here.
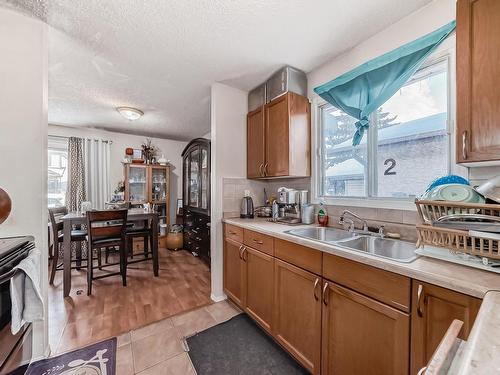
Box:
[265,94,290,177]
[273,259,322,374]
[247,107,266,178]
[457,0,500,163]
[322,282,410,375]
[410,280,481,374]
[242,246,274,333]
[223,238,244,308]
[247,92,311,178]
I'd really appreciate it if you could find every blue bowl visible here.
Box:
[426,175,470,192]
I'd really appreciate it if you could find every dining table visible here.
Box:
[61,208,159,297]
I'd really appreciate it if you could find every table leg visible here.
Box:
[63,219,72,297]
[152,215,159,276]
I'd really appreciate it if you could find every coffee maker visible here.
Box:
[275,188,309,224]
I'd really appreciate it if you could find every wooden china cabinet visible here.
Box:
[124,163,171,226]
[182,138,211,264]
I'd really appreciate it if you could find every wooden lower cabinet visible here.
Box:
[321,282,410,375]
[410,280,481,374]
[242,246,274,332]
[273,259,322,374]
[223,238,243,307]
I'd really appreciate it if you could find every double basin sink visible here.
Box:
[284,227,418,263]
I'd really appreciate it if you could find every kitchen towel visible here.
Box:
[10,248,44,334]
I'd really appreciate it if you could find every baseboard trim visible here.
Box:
[210,293,227,302]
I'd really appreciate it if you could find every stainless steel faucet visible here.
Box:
[339,210,369,232]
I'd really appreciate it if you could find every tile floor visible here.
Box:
[116,300,242,374]
[49,248,211,354]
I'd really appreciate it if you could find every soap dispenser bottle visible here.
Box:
[318,201,329,226]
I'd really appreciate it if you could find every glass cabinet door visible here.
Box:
[151,167,168,202]
[189,148,200,208]
[201,147,208,210]
[128,166,147,203]
[183,156,189,206]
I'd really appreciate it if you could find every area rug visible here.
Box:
[186,314,308,375]
[26,338,116,375]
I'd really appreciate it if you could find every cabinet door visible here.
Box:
[247,107,265,178]
[189,147,200,208]
[273,259,321,374]
[126,165,148,204]
[242,246,274,332]
[150,166,168,203]
[223,238,243,307]
[200,146,209,211]
[265,94,289,177]
[457,0,500,163]
[322,282,410,375]
[410,281,481,374]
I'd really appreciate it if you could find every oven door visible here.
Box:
[0,323,32,375]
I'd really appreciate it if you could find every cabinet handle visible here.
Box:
[238,245,244,260]
[259,163,264,177]
[417,284,424,317]
[462,131,468,160]
[313,278,320,301]
[228,230,236,235]
[322,282,329,305]
[264,163,269,176]
[252,238,264,245]
[242,246,248,262]
[417,366,427,375]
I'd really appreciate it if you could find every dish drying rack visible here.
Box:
[415,199,500,269]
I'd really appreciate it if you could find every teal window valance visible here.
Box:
[313,21,456,146]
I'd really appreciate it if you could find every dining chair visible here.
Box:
[126,219,154,264]
[48,207,88,285]
[86,209,128,295]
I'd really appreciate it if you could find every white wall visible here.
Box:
[0,8,49,358]
[210,83,247,301]
[48,124,187,225]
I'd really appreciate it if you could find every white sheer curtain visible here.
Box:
[84,139,111,209]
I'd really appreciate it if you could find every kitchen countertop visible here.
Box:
[449,291,500,374]
[222,217,500,298]
[222,217,500,374]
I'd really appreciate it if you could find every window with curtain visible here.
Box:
[48,137,68,208]
[317,56,449,200]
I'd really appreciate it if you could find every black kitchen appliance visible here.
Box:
[0,236,34,375]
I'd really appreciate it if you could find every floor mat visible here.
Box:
[186,313,308,375]
[26,338,116,374]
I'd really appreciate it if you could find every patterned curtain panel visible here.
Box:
[66,137,86,212]
[84,139,111,209]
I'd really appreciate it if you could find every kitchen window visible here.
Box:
[315,56,451,205]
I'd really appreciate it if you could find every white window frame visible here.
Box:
[311,48,465,210]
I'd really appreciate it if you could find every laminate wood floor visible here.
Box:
[48,248,211,355]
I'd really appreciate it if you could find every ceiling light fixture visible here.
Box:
[116,107,144,121]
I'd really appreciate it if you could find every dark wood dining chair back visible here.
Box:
[86,209,128,243]
[85,209,129,295]
[48,206,87,285]
[48,206,68,240]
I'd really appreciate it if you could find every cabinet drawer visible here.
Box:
[323,253,410,312]
[274,239,322,275]
[244,229,274,255]
[225,224,243,243]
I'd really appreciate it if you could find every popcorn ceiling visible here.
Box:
[0,0,431,140]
